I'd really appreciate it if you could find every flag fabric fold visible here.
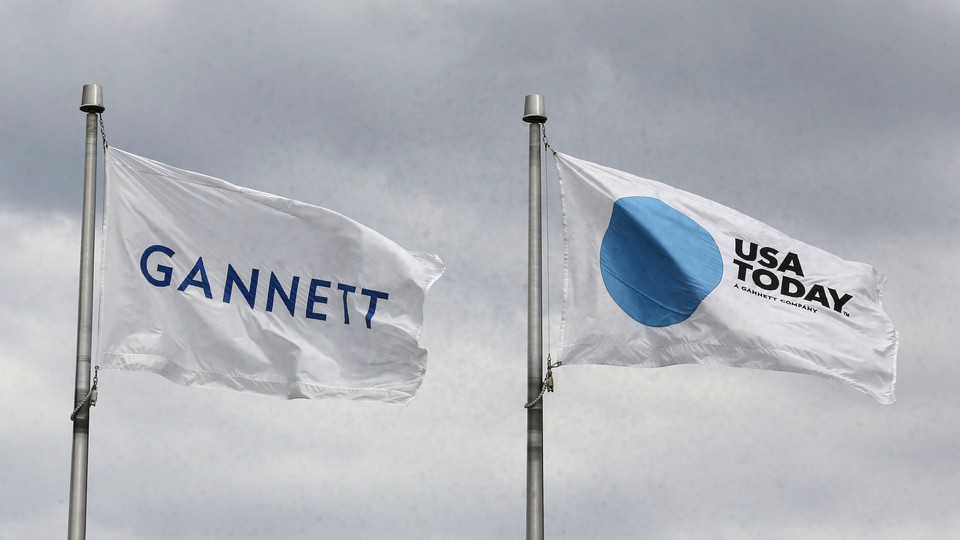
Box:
[98,148,444,404]
[555,152,898,403]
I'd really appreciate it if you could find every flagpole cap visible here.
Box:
[523,95,547,123]
[80,84,105,113]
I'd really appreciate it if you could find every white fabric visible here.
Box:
[556,152,898,403]
[99,148,444,404]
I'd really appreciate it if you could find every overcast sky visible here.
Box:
[2,1,958,538]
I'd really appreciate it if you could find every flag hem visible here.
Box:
[100,352,416,404]
[558,340,896,404]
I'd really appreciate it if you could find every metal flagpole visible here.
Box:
[68,83,104,540]
[523,94,547,540]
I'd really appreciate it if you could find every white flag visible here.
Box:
[99,148,444,404]
[556,152,898,403]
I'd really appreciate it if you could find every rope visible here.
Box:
[70,366,99,421]
[98,113,109,152]
[71,114,108,421]
[71,114,106,423]
[524,126,562,410]
[542,129,556,366]
[541,124,556,156]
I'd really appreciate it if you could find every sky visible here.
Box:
[2,0,958,538]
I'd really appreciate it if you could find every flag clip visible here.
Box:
[524,357,561,408]
[70,366,99,421]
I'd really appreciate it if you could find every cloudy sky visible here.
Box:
[2,1,958,538]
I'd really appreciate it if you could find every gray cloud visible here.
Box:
[1,0,956,538]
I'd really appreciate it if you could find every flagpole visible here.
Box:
[523,94,547,540]
[68,83,104,540]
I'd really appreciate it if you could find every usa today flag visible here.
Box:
[556,153,898,403]
[99,148,444,404]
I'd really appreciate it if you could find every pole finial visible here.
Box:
[523,95,547,123]
[80,84,105,113]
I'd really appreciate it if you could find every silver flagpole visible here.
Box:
[523,94,547,540]
[68,84,104,540]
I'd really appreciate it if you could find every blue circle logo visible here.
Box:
[600,197,722,327]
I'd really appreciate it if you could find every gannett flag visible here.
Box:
[555,152,898,403]
[99,148,444,404]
